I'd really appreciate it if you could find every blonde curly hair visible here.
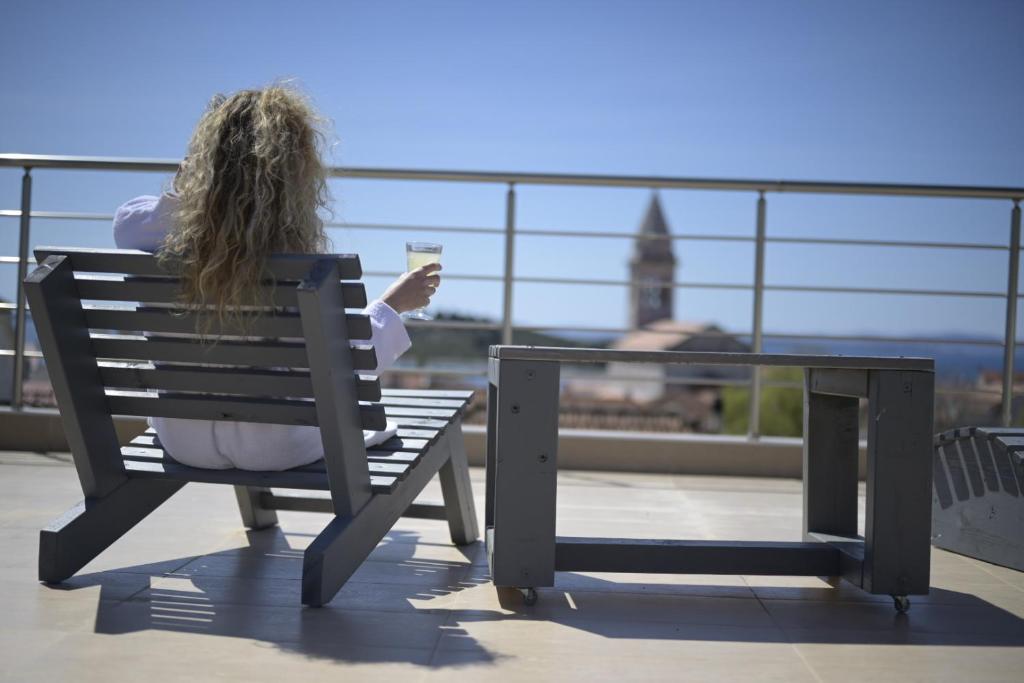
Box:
[161,85,331,332]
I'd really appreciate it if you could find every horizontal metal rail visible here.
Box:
[2,153,1022,432]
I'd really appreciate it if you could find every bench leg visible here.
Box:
[39,478,185,583]
[438,421,479,546]
[233,486,279,530]
[302,433,452,606]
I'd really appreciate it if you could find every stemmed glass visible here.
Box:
[403,242,442,320]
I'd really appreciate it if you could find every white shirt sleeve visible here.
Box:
[363,299,412,374]
[113,194,176,251]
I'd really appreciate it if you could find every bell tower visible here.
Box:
[629,194,676,328]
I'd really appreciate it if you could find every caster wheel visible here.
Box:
[520,588,538,606]
[893,595,910,613]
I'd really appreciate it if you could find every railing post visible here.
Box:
[749,191,767,438]
[11,167,32,409]
[1001,200,1021,426]
[501,182,516,345]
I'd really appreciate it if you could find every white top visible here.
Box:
[112,193,412,471]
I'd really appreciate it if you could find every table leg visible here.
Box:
[863,369,934,596]
[489,358,560,589]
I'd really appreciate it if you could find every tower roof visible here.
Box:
[632,193,675,264]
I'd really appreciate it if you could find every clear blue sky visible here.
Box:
[1,0,1022,341]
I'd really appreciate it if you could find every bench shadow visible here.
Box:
[57,527,499,666]
[50,531,1024,667]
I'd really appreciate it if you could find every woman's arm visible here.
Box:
[368,262,442,373]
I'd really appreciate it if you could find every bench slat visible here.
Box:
[123,459,398,493]
[84,306,372,340]
[378,405,459,419]
[377,396,469,410]
[97,363,381,402]
[107,391,387,429]
[89,334,378,371]
[121,445,410,479]
[36,247,364,280]
[74,275,368,309]
[380,388,474,400]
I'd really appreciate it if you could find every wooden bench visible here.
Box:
[26,247,478,607]
[486,345,934,612]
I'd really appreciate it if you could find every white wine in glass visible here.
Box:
[404,242,442,320]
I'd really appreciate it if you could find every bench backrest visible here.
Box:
[26,247,380,515]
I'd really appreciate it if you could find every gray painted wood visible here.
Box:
[106,392,320,425]
[297,259,373,516]
[485,358,498,529]
[864,369,934,595]
[259,495,450,521]
[803,369,860,539]
[381,388,474,399]
[377,396,468,410]
[35,247,363,280]
[233,486,279,530]
[489,345,934,371]
[89,334,378,372]
[437,420,480,545]
[123,459,399,493]
[301,429,453,606]
[808,368,869,398]
[99,363,381,402]
[932,431,1024,571]
[83,306,373,340]
[74,274,368,309]
[24,256,127,498]
[39,478,185,582]
[122,444,410,479]
[489,359,561,588]
[805,532,866,586]
[554,538,841,576]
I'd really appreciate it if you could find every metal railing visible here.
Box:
[2,153,1022,435]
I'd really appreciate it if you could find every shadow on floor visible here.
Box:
[42,527,1024,667]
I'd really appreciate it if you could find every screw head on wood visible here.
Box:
[511,403,521,414]
[526,370,535,380]
[538,453,548,463]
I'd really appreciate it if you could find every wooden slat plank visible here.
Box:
[106,391,319,425]
[98,363,380,402]
[99,363,315,397]
[110,391,387,429]
[554,538,842,576]
[380,388,475,400]
[83,307,373,340]
[36,247,363,280]
[379,405,459,419]
[391,417,448,429]
[91,333,308,367]
[489,345,934,371]
[377,396,468,409]
[395,428,441,440]
[90,334,377,371]
[74,274,367,308]
[123,459,398,493]
[121,445,411,480]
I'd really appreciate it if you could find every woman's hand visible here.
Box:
[380,262,442,314]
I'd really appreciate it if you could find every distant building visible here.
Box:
[614,195,749,401]
[563,194,749,432]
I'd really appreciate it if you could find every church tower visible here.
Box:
[629,194,676,328]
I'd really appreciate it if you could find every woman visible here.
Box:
[113,86,439,471]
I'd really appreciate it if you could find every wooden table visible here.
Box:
[485,346,935,612]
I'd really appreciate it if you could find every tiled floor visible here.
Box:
[1,450,1022,682]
